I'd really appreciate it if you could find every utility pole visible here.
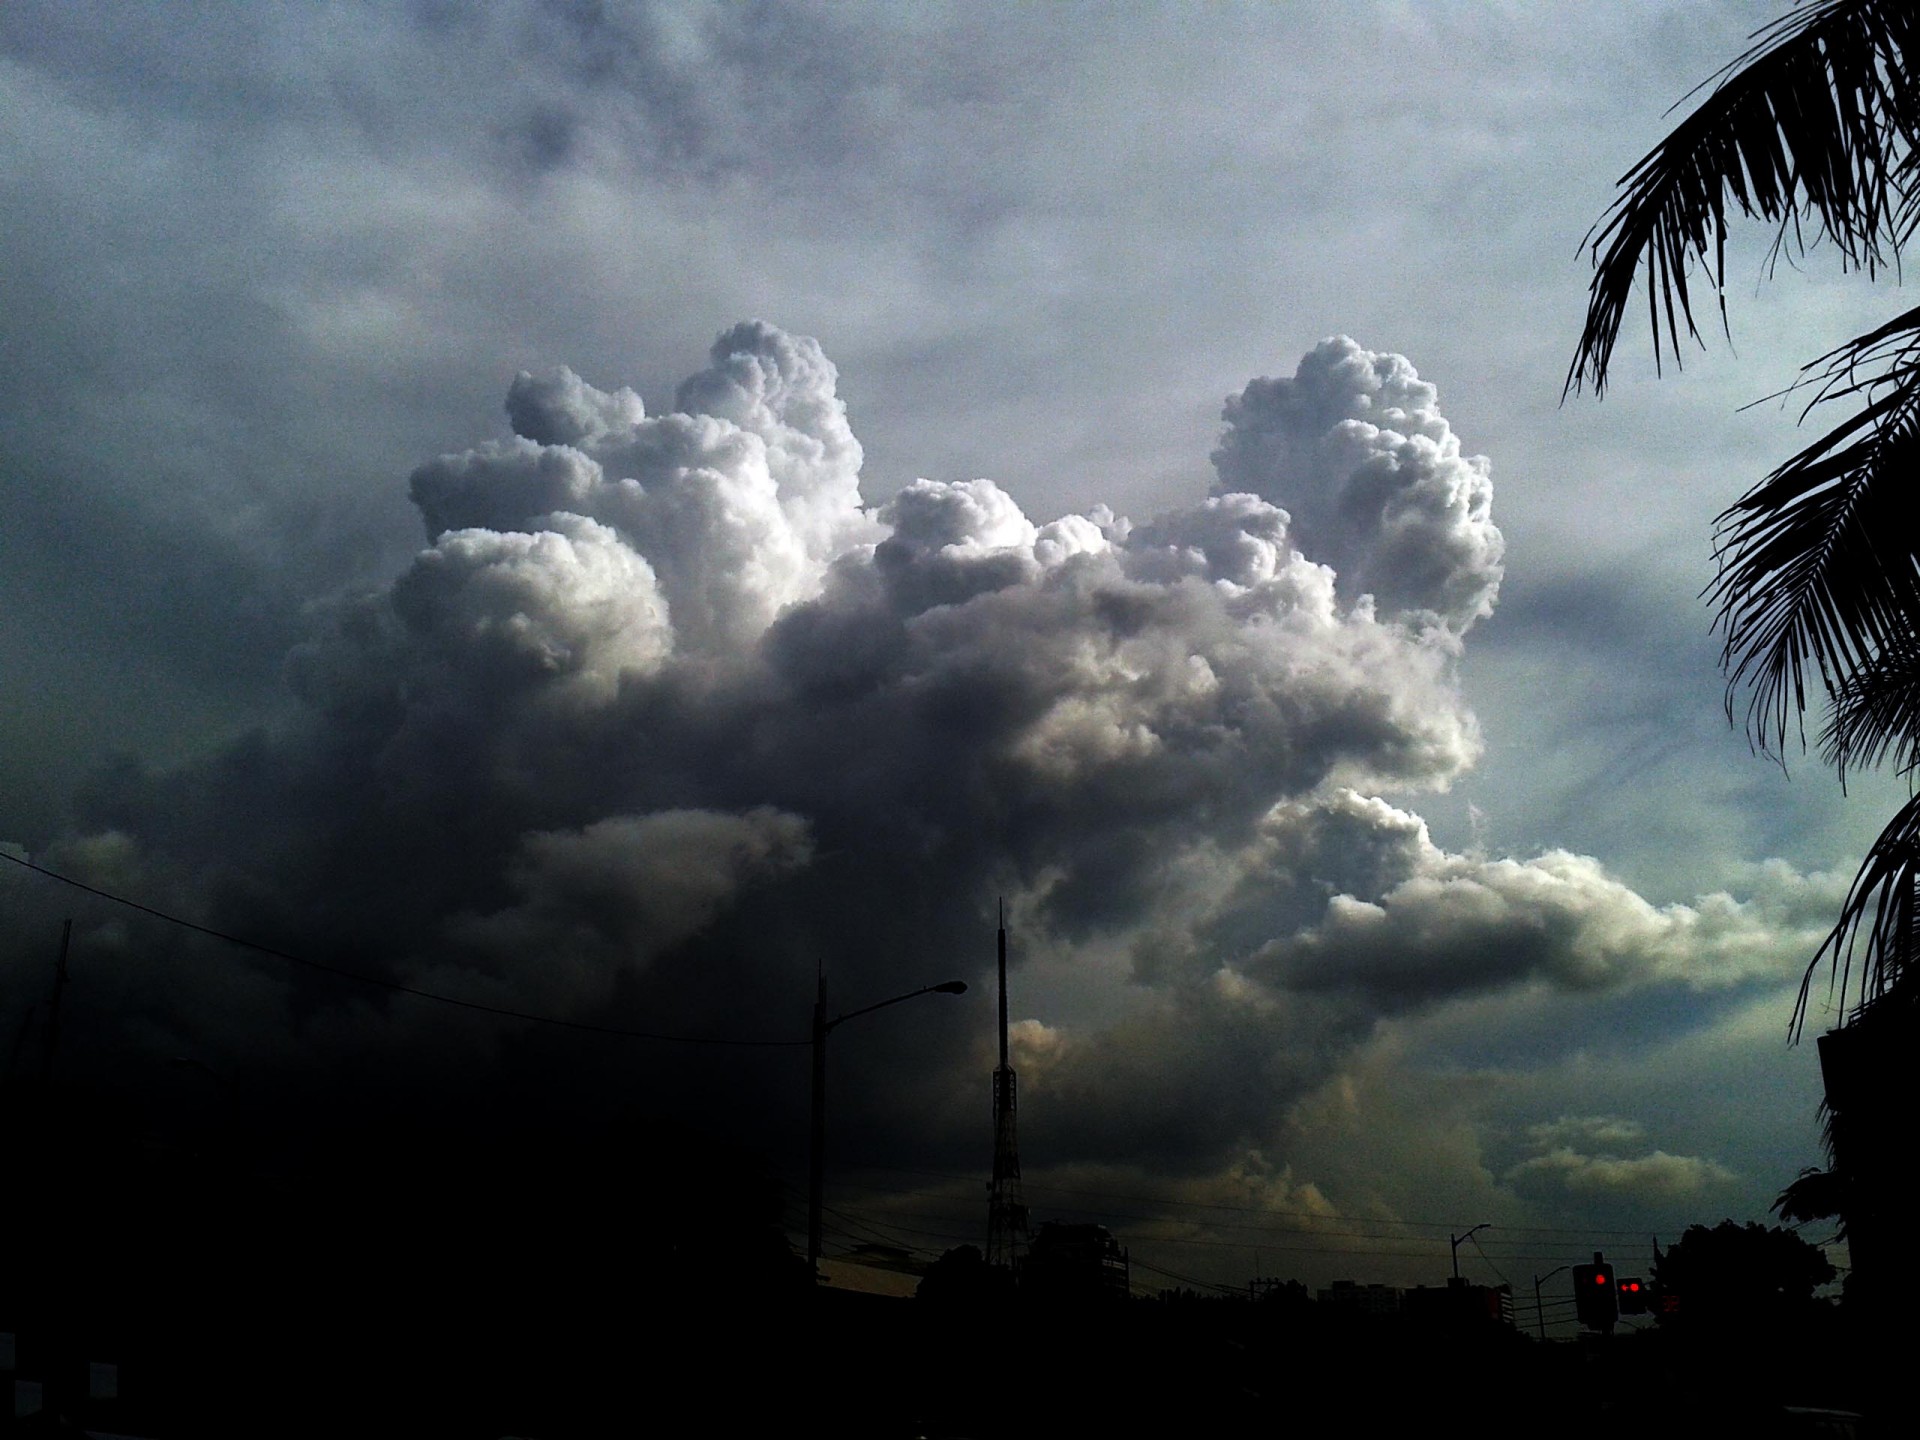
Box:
[35,920,76,1432]
[808,968,829,1280]
[1533,1265,1569,1341]
[40,918,72,1088]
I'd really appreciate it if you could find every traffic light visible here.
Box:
[1572,1252,1617,1332]
[1616,1276,1648,1315]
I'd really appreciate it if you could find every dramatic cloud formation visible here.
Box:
[269,323,1505,995]
[5,321,1834,1254]
[10,6,1894,1321]
[1211,340,1503,633]
[1505,1117,1737,1201]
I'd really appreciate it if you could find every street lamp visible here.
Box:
[1450,1223,1492,1280]
[808,974,968,1280]
[1532,1264,1570,1341]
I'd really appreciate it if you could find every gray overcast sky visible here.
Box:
[1,2,1896,1304]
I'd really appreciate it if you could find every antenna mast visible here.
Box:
[986,899,1029,1271]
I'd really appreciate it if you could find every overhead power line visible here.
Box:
[1129,1255,1243,1296]
[848,1163,1680,1241]
[806,1195,1657,1267]
[0,849,807,1048]
[1469,1231,1513,1289]
[836,1179,1621,1253]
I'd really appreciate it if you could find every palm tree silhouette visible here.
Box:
[1568,0,1918,1315]
[1570,0,1919,1025]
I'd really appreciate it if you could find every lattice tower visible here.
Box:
[987,901,1029,1270]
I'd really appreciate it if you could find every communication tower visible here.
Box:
[987,900,1029,1270]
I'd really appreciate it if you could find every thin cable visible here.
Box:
[859,1162,1672,1238]
[813,1199,1654,1265]
[0,849,807,1048]
[1129,1255,1241,1296]
[832,1176,1666,1264]
[835,1178,1611,1253]
[818,1203,958,1255]
[1469,1232,1513,1289]
[824,1198,1660,1265]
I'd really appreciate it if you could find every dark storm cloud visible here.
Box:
[0,3,1872,1276]
[4,320,1830,1190]
[1236,794,1830,1012]
[8,326,1493,1148]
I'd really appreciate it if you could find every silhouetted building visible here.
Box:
[1817,997,1919,1324]
[1316,1280,1402,1316]
[1248,1277,1310,1307]
[1405,1277,1513,1329]
[1020,1222,1129,1303]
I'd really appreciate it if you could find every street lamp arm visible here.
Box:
[808,975,968,1280]
[825,979,968,1032]
[1449,1222,1492,1281]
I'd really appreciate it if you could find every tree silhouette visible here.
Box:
[1651,1220,1836,1331]
[915,1243,1002,1307]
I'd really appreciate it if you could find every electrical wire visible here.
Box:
[1128,1255,1243,1296]
[808,1195,1657,1267]
[856,1161,1679,1239]
[1469,1231,1513,1289]
[0,848,808,1047]
[820,1182,1663,1267]
[820,1200,969,1251]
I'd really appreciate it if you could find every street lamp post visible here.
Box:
[807,974,968,1280]
[1533,1264,1570,1341]
[1450,1223,1492,1281]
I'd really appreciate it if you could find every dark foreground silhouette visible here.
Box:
[4,1082,1900,1436]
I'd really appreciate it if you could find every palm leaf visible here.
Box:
[1821,625,1920,778]
[1570,3,1920,1041]
[1792,787,1920,1038]
[1567,0,1920,398]
[1707,312,1920,754]
[1772,1164,1849,1237]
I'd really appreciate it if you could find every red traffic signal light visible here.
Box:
[1572,1254,1617,1331]
[1616,1277,1648,1315]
